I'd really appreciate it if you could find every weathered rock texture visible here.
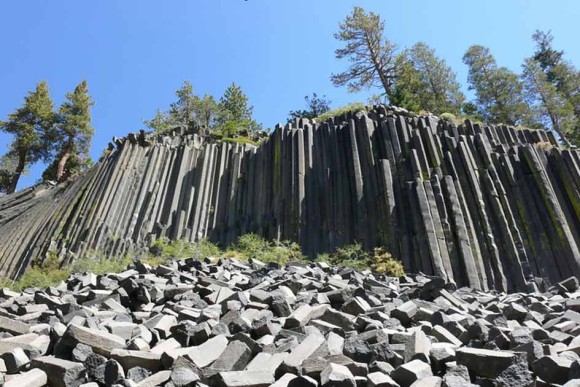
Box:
[0,105,579,292]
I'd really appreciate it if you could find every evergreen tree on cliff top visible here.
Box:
[49,80,95,182]
[463,45,529,126]
[288,93,332,120]
[528,30,579,144]
[0,81,55,194]
[522,57,576,144]
[145,81,227,135]
[217,82,261,136]
[331,7,399,101]
[144,81,199,133]
[391,42,465,115]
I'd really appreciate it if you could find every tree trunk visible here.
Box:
[56,144,72,183]
[7,153,26,194]
[364,32,393,100]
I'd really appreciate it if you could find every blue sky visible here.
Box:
[1,0,579,189]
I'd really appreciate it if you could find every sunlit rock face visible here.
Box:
[0,105,578,292]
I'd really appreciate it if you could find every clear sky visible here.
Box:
[1,0,579,189]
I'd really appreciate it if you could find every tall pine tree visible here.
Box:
[331,7,399,100]
[391,42,465,115]
[50,80,94,182]
[522,58,576,143]
[0,81,55,193]
[529,30,579,144]
[217,83,261,136]
[463,45,529,126]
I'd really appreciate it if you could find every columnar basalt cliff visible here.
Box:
[0,105,579,291]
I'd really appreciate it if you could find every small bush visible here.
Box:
[317,243,405,276]
[260,240,304,265]
[370,247,405,276]
[328,242,370,271]
[149,237,221,261]
[229,234,305,265]
[233,233,271,259]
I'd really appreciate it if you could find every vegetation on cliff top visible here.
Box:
[330,7,579,144]
[2,7,578,194]
[144,81,264,140]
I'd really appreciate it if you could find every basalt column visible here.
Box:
[0,106,578,291]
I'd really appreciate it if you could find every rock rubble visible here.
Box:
[0,257,579,386]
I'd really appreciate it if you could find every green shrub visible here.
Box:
[149,237,221,261]
[228,234,305,265]
[260,240,304,265]
[317,243,405,276]
[233,233,271,259]
[369,247,405,276]
[315,103,366,122]
[328,242,370,271]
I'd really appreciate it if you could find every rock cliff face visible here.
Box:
[0,105,578,291]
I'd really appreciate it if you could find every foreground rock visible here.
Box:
[0,257,579,385]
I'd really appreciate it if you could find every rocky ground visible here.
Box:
[0,258,579,387]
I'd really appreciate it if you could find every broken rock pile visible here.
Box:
[0,257,580,386]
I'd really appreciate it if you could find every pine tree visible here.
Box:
[144,82,221,134]
[522,58,576,143]
[331,7,399,100]
[0,81,55,194]
[530,30,580,144]
[288,93,332,120]
[391,42,464,115]
[143,109,173,134]
[193,94,219,129]
[167,81,197,130]
[463,45,529,125]
[51,80,95,182]
[217,83,261,136]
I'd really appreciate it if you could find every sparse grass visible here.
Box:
[315,102,366,122]
[0,250,71,291]
[69,253,135,275]
[1,267,70,291]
